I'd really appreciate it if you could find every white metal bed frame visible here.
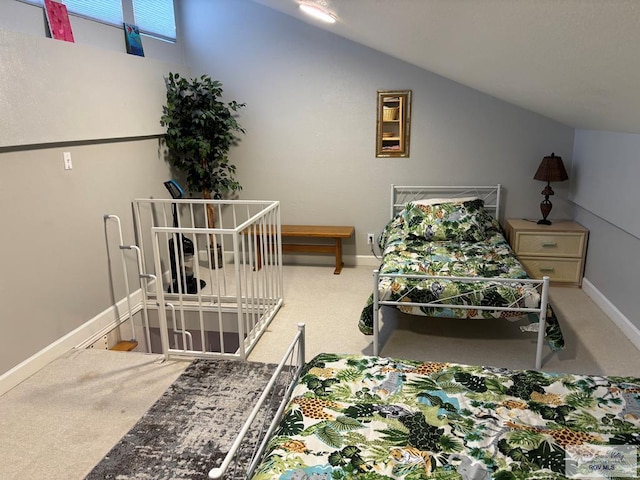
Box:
[208,323,307,479]
[373,185,551,369]
[104,198,284,361]
[206,324,635,480]
[389,184,503,219]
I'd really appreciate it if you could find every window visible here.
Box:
[63,0,123,26]
[20,0,176,41]
[133,0,176,41]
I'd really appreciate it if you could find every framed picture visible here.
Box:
[376,90,411,158]
[44,0,74,43]
[124,23,145,57]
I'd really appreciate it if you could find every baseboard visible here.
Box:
[0,289,143,396]
[281,254,381,268]
[197,249,234,264]
[582,277,640,351]
[354,255,382,267]
[196,251,382,269]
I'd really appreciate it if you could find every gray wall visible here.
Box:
[0,141,174,370]
[572,129,640,329]
[178,0,575,255]
[572,130,640,238]
[0,2,187,374]
[1,0,578,376]
[0,1,184,146]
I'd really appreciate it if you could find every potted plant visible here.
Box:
[160,73,246,263]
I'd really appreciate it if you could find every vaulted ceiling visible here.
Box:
[251,0,640,135]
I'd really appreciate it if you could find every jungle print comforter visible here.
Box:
[250,354,640,480]
[358,199,564,351]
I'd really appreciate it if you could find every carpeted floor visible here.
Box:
[2,265,639,480]
[85,359,278,480]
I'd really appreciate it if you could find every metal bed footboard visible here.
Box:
[375,184,552,369]
[208,323,306,480]
[372,271,550,369]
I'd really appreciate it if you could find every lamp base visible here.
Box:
[538,186,554,226]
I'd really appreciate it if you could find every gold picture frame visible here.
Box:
[376,90,411,158]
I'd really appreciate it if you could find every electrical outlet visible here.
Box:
[367,233,375,244]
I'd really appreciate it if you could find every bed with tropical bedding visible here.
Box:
[358,186,564,369]
[249,352,640,480]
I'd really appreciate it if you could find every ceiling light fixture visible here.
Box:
[299,3,336,24]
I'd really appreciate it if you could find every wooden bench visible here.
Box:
[250,225,354,274]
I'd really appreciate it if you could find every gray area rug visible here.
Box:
[85,359,278,480]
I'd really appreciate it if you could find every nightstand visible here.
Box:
[504,219,588,287]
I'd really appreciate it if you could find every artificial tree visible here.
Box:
[160,72,246,229]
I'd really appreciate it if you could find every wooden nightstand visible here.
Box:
[504,219,588,287]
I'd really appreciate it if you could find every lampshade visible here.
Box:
[533,152,568,183]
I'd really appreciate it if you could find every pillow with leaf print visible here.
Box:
[402,198,488,242]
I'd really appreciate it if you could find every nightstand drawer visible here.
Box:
[519,257,583,285]
[514,232,585,258]
[505,219,588,288]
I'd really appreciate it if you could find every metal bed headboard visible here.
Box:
[391,184,502,219]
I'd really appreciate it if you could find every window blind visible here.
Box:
[63,0,123,26]
[133,0,176,41]
[20,0,176,41]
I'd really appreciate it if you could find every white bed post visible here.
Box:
[535,276,550,369]
[373,269,380,356]
[297,323,306,367]
[208,324,307,480]
[390,184,395,219]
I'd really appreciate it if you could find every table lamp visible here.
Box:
[533,152,568,225]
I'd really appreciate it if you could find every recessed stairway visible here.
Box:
[109,340,139,352]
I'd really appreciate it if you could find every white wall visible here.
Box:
[178,0,575,256]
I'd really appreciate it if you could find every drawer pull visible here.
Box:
[542,242,557,248]
[539,267,555,272]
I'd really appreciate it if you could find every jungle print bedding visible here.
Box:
[358,199,564,351]
[250,353,640,480]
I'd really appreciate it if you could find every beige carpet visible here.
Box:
[249,265,640,377]
[0,349,189,480]
[1,264,638,479]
